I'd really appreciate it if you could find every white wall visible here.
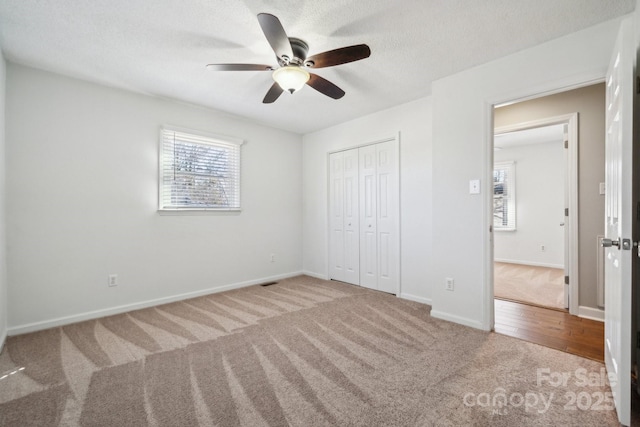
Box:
[0,53,6,347]
[494,141,565,268]
[431,17,623,329]
[302,97,432,304]
[6,64,303,332]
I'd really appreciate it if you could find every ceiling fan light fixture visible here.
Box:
[272,66,310,94]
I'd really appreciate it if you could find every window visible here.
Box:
[159,127,243,211]
[493,161,516,230]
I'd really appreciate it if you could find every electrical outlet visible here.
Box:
[445,278,454,291]
[270,253,275,263]
[540,245,546,252]
[108,274,118,287]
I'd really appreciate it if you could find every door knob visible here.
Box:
[602,238,620,248]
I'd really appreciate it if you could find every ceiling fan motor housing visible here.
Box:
[282,37,310,66]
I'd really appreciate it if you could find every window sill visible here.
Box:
[158,208,241,216]
[494,227,516,232]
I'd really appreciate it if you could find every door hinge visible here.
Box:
[637,76,640,94]
[565,208,569,216]
[564,275,569,285]
[637,331,640,348]
[637,202,640,221]
[564,140,568,149]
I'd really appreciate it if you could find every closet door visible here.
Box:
[375,140,399,294]
[328,152,345,281]
[342,149,360,284]
[359,145,378,289]
[329,149,360,285]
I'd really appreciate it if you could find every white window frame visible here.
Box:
[493,161,516,231]
[158,126,243,212]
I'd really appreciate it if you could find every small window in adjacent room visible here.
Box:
[159,127,243,211]
[493,161,516,230]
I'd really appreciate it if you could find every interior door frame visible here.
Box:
[326,134,402,296]
[481,74,605,331]
[493,113,579,315]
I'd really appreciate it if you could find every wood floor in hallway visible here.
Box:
[494,299,604,362]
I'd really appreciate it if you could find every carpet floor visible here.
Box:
[0,275,619,426]
[494,262,565,309]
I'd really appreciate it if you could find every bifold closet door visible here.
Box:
[329,148,360,285]
[359,141,399,293]
[359,145,377,289]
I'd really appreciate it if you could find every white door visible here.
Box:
[343,149,360,285]
[375,141,400,294]
[329,140,399,293]
[563,125,570,309]
[329,152,346,282]
[359,144,378,289]
[603,19,632,427]
[329,149,360,285]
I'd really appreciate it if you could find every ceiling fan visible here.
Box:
[206,13,371,103]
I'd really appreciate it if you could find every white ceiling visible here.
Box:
[495,124,565,149]
[0,1,635,134]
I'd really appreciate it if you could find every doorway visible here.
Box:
[493,123,568,310]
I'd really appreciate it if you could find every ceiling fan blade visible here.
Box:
[206,63,273,71]
[305,44,371,68]
[263,82,284,104]
[257,13,293,60]
[306,73,345,99]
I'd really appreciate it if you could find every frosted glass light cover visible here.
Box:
[272,66,310,93]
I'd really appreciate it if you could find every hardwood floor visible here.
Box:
[494,299,604,362]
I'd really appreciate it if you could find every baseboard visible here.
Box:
[495,258,564,269]
[430,310,484,330]
[578,306,604,322]
[0,328,6,354]
[301,270,329,280]
[7,271,305,336]
[399,293,432,306]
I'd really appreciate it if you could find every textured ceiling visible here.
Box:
[0,0,635,134]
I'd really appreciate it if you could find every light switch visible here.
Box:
[599,182,605,195]
[469,179,481,195]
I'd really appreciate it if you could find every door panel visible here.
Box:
[343,149,360,284]
[360,145,378,289]
[329,140,399,293]
[376,141,400,294]
[604,20,632,427]
[329,153,345,281]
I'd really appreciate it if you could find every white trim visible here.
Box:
[399,293,432,306]
[578,306,605,322]
[431,310,485,330]
[0,329,6,354]
[492,112,579,317]
[494,259,564,269]
[302,270,329,280]
[491,75,605,109]
[7,271,304,335]
[160,125,244,146]
[326,136,398,156]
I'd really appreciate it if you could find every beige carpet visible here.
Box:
[0,275,619,426]
[494,262,565,309]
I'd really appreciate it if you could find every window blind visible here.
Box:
[493,161,516,230]
[159,128,242,210]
